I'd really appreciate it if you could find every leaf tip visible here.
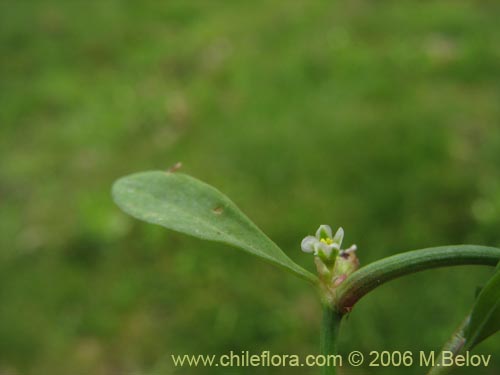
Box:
[166,162,183,173]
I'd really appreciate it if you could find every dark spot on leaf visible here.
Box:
[213,206,224,215]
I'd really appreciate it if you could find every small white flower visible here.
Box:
[302,225,358,261]
[301,225,344,259]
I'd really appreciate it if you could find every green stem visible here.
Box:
[320,305,343,375]
[334,245,500,313]
[426,316,469,375]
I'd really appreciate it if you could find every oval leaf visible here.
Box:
[112,171,316,284]
[465,263,500,349]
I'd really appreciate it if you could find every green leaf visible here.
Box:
[112,171,317,284]
[465,262,500,349]
[334,245,500,313]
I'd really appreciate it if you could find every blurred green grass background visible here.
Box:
[1,1,500,374]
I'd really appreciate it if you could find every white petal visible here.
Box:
[332,227,344,248]
[315,224,333,239]
[301,236,318,253]
[344,244,357,254]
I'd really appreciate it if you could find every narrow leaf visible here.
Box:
[465,263,500,349]
[112,171,317,284]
